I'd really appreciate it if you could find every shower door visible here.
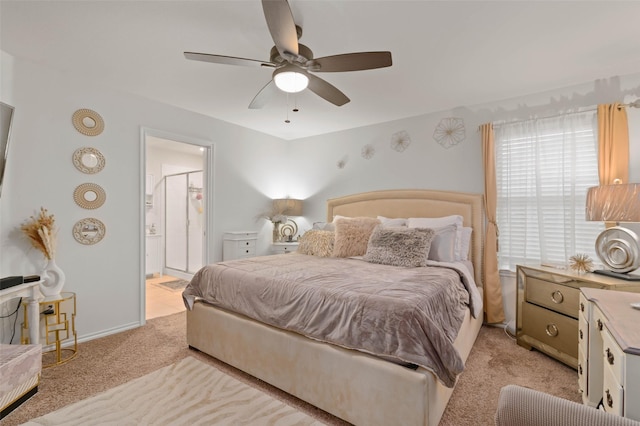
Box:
[164,171,204,274]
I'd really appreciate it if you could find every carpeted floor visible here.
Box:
[3,312,581,425]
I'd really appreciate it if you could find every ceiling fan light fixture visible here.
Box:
[273,66,309,93]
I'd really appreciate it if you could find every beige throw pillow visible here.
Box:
[297,230,335,257]
[332,217,381,257]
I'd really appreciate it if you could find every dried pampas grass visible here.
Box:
[21,207,57,259]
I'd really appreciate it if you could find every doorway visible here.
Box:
[141,129,212,322]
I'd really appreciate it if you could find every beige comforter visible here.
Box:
[183,253,477,387]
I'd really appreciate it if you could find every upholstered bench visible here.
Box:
[0,344,41,419]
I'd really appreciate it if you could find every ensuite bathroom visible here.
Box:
[144,136,206,319]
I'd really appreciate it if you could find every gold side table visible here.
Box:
[22,291,77,368]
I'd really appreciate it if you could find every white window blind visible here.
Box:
[495,111,604,271]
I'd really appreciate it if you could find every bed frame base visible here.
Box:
[187,300,482,426]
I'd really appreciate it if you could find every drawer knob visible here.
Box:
[245,242,250,246]
[606,389,613,408]
[551,290,564,304]
[606,348,615,365]
[579,329,583,340]
[580,302,585,312]
[597,319,603,331]
[545,323,559,337]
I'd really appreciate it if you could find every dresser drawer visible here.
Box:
[602,328,625,384]
[236,246,256,258]
[578,346,587,396]
[526,277,580,318]
[603,364,624,416]
[578,313,588,352]
[522,302,578,359]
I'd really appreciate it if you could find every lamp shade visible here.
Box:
[586,183,640,222]
[273,198,303,216]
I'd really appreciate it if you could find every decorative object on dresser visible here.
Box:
[586,182,640,279]
[21,207,66,297]
[579,288,640,421]
[71,108,104,136]
[222,231,257,261]
[569,253,595,274]
[516,265,640,369]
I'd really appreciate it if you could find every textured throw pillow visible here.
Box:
[364,226,435,267]
[428,224,458,262]
[407,215,464,260]
[332,217,381,257]
[377,216,408,227]
[297,230,335,257]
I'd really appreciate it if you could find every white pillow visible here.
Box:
[377,216,407,227]
[427,224,458,262]
[407,215,464,260]
[459,227,473,261]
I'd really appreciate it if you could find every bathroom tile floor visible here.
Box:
[146,274,187,320]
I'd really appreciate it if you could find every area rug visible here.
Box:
[157,279,190,290]
[22,356,324,425]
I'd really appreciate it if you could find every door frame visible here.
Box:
[139,127,214,325]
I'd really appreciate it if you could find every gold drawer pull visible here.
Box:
[606,348,615,365]
[551,290,564,304]
[545,324,559,337]
[597,319,603,331]
[606,389,613,408]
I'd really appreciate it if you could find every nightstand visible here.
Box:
[516,265,640,369]
[579,288,640,421]
[22,291,77,368]
[271,242,299,254]
[223,231,257,261]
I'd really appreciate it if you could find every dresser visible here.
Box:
[579,288,640,420]
[271,242,299,254]
[516,265,640,369]
[223,231,257,261]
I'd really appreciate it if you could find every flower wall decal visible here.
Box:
[390,130,411,152]
[434,117,466,149]
[336,155,348,169]
[361,144,375,160]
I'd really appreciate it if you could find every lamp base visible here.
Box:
[593,269,640,281]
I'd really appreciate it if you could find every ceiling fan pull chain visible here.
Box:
[285,92,291,123]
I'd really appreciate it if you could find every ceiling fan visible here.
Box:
[184,0,392,109]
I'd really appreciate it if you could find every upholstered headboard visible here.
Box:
[327,189,484,287]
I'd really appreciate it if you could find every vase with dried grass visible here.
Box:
[21,207,65,297]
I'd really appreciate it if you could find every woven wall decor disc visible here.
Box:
[73,183,106,209]
[72,218,106,245]
[72,147,105,174]
[72,109,104,136]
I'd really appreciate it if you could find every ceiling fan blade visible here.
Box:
[305,72,350,107]
[311,52,392,72]
[249,80,279,109]
[262,0,299,60]
[184,52,276,68]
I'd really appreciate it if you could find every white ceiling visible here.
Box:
[2,1,639,140]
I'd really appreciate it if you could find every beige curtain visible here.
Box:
[480,123,505,324]
[597,103,629,185]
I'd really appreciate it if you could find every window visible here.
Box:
[495,111,604,271]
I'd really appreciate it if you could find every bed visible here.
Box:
[184,189,484,425]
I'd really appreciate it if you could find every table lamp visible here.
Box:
[585,183,640,280]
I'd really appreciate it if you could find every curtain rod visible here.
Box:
[488,99,639,129]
